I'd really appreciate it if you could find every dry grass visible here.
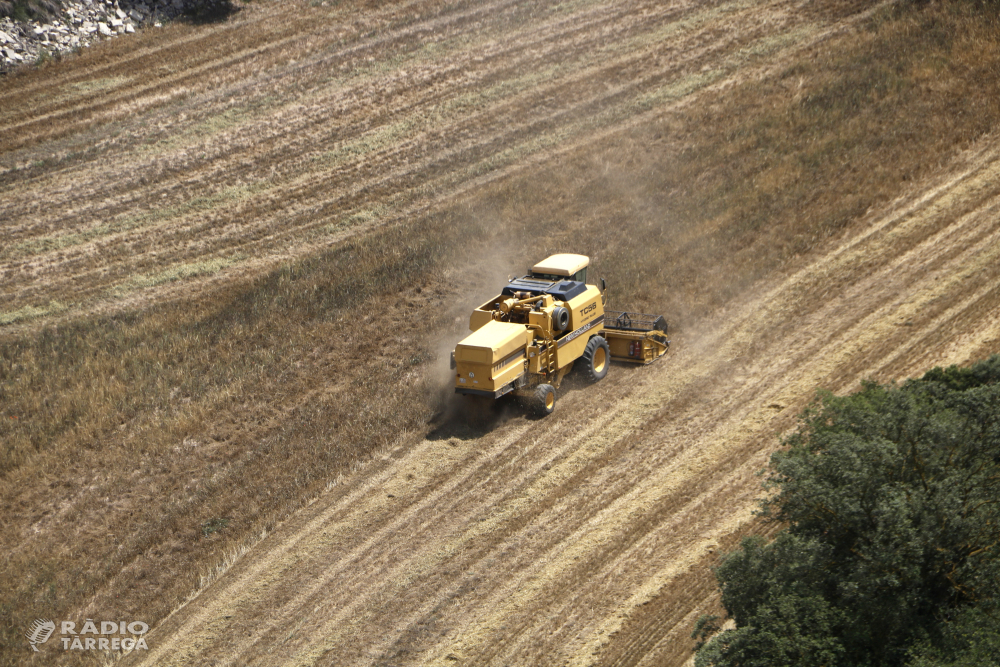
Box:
[2,0,1000,664]
[569,0,1000,319]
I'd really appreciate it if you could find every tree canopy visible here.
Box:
[695,355,1000,667]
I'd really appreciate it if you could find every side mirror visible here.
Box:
[601,278,606,292]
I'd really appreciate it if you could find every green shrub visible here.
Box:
[696,355,1000,667]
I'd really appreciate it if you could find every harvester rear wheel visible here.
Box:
[582,336,610,382]
[533,384,556,416]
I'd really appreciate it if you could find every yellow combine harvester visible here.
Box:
[451,254,669,415]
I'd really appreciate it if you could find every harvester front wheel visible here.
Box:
[533,384,556,416]
[582,336,610,382]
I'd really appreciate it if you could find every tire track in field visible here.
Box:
[122,136,1000,666]
[0,0,690,249]
[2,0,842,331]
[0,0,676,289]
[569,139,1000,667]
[0,0,621,215]
[0,0,528,233]
[0,0,474,144]
[378,140,1000,667]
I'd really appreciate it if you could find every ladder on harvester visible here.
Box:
[539,338,557,376]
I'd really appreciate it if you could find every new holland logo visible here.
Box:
[557,314,605,348]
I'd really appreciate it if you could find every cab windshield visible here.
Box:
[529,268,587,283]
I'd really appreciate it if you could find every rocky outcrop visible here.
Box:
[0,0,231,71]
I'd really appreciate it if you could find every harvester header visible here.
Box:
[451,254,669,415]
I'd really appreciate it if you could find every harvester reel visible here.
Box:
[582,336,610,382]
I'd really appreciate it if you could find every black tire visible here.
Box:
[552,306,570,331]
[533,384,556,416]
[582,336,610,382]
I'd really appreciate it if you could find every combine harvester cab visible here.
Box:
[452,254,669,415]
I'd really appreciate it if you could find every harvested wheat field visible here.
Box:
[2,0,1000,665]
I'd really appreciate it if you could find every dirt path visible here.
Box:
[123,134,1000,666]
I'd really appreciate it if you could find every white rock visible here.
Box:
[0,30,10,44]
[98,22,111,35]
[125,24,134,33]
[110,18,122,27]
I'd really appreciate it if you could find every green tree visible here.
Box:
[696,355,1000,667]
[907,604,1000,667]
